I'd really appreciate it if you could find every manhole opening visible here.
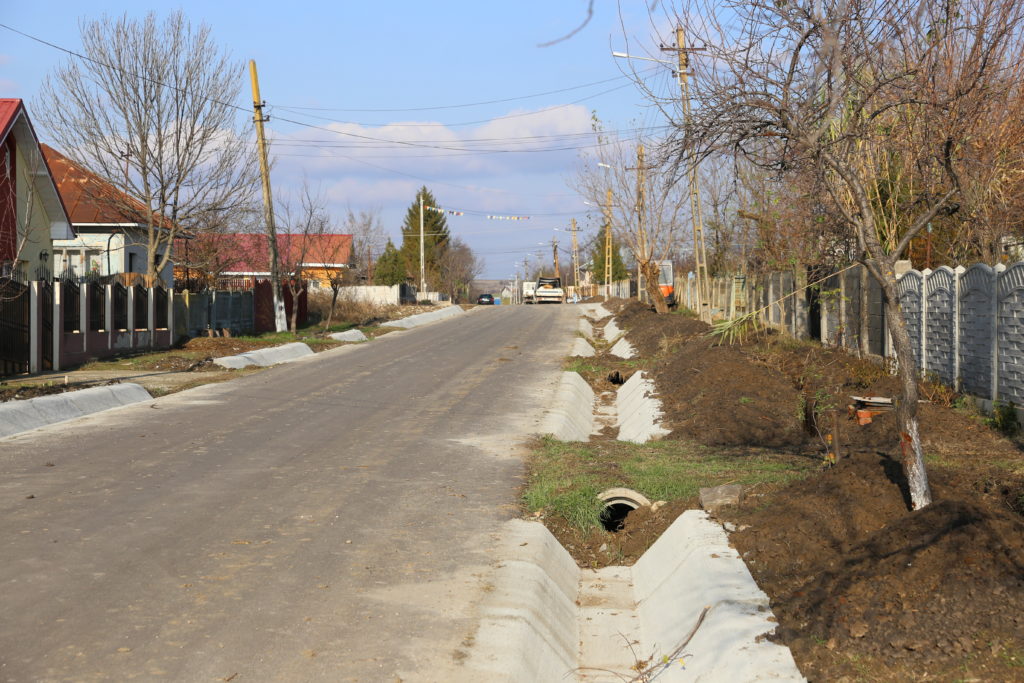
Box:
[607,371,625,385]
[600,503,636,532]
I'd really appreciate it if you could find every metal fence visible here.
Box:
[0,278,30,376]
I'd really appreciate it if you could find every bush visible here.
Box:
[307,291,401,327]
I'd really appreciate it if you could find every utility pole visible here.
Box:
[663,26,710,321]
[249,60,287,332]
[569,218,580,293]
[418,192,426,294]
[603,188,613,300]
[552,236,560,278]
[636,143,647,302]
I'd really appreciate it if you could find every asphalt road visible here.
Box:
[0,304,577,682]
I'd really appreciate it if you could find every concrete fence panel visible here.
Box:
[925,266,956,385]
[896,270,924,369]
[958,264,994,397]
[996,263,1024,404]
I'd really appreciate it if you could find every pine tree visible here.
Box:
[399,187,450,289]
[374,239,406,286]
[590,222,628,284]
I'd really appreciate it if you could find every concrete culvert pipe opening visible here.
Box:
[597,488,652,533]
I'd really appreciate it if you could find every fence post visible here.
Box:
[52,281,62,372]
[838,272,847,349]
[167,286,175,343]
[920,269,930,377]
[991,264,1005,402]
[148,286,156,347]
[127,285,135,347]
[728,277,736,319]
[953,266,965,391]
[29,281,40,373]
[81,282,89,354]
[105,284,113,350]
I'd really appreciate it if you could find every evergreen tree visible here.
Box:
[399,187,450,289]
[374,239,406,286]
[590,222,628,284]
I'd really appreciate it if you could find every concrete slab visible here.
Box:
[571,338,596,357]
[0,383,153,439]
[616,371,670,443]
[214,342,314,369]
[540,372,595,441]
[328,329,368,342]
[478,513,804,682]
[464,519,580,682]
[609,337,635,359]
[604,318,624,341]
[578,317,594,339]
[386,305,464,329]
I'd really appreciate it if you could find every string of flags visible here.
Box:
[424,204,530,221]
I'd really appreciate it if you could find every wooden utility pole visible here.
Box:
[551,236,560,278]
[603,188,613,299]
[663,27,710,320]
[249,60,287,332]
[418,193,427,294]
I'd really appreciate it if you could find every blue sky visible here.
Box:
[1,1,683,279]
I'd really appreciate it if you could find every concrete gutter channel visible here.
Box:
[469,305,805,681]
[1,306,465,440]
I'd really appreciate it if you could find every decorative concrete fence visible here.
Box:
[896,263,1024,404]
[174,290,255,339]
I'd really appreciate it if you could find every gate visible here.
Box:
[0,278,29,376]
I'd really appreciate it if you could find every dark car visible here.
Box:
[477,293,495,305]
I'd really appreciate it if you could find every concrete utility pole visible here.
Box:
[551,236,560,278]
[635,143,647,301]
[569,218,580,292]
[418,192,426,294]
[603,188,613,299]
[663,26,710,320]
[249,60,287,332]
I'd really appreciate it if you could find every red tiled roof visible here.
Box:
[187,232,353,274]
[39,143,167,226]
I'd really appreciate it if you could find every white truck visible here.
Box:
[534,276,565,304]
[523,280,537,304]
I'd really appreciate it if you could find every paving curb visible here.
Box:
[0,383,153,439]
[470,513,804,681]
[540,372,595,441]
[616,371,670,443]
[328,329,368,342]
[385,305,465,329]
[577,317,594,339]
[214,342,315,369]
[570,338,596,358]
[580,303,611,318]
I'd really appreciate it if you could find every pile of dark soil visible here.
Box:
[557,299,1024,680]
[720,448,1024,681]
[611,300,708,357]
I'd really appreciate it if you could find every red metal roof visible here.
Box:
[0,99,24,144]
[40,143,166,226]
[187,232,353,274]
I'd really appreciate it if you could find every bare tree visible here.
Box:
[437,238,483,303]
[34,11,256,284]
[346,207,386,284]
[575,125,687,312]
[658,0,1024,509]
[278,184,332,333]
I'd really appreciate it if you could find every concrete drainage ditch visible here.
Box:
[482,308,805,681]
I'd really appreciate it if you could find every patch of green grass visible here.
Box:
[563,358,604,374]
[738,396,754,405]
[523,437,814,531]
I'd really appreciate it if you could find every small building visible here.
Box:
[42,143,175,285]
[0,99,74,281]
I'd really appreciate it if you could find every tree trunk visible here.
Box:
[858,265,871,358]
[877,271,933,510]
[640,260,669,314]
[324,286,339,330]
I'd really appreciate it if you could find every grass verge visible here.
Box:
[523,435,816,532]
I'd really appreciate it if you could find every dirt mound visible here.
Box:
[613,299,709,357]
[721,449,1024,681]
[655,335,808,448]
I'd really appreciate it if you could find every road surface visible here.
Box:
[0,304,577,682]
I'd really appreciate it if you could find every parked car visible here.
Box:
[477,293,495,305]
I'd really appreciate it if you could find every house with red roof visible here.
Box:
[42,143,176,285]
[177,231,353,290]
[0,99,74,281]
